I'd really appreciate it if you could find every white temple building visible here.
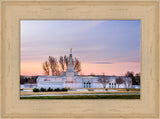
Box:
[37,49,132,89]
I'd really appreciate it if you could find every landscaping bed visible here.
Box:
[33,87,68,92]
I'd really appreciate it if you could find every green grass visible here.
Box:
[20,95,140,99]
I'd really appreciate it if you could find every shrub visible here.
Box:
[61,88,68,91]
[47,87,53,92]
[33,88,39,92]
[40,87,46,92]
[54,88,60,91]
[105,89,108,91]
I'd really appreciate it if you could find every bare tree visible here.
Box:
[43,55,81,76]
[42,61,50,75]
[48,56,59,76]
[125,71,135,84]
[64,55,69,69]
[59,56,65,71]
[98,74,110,89]
[124,78,132,91]
[73,57,81,72]
[125,71,134,77]
[135,73,140,85]
[116,77,123,88]
[55,67,61,76]
[59,56,81,72]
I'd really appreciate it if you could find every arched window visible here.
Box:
[88,82,91,88]
[84,82,86,88]
[109,83,111,88]
[86,82,89,88]
[112,83,114,88]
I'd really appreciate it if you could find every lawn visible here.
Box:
[21,88,140,95]
[20,95,140,99]
[20,90,140,95]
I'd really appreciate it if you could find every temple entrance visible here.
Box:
[84,82,91,88]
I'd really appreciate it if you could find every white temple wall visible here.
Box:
[64,83,73,89]
[36,76,132,89]
[20,84,37,89]
[92,83,103,88]
[37,81,65,89]
[65,82,83,89]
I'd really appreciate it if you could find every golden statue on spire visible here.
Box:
[70,48,72,53]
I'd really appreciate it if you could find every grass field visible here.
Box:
[20,91,140,95]
[22,88,140,91]
[20,95,140,99]
[20,88,140,96]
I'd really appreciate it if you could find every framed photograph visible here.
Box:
[20,20,140,99]
[0,0,159,118]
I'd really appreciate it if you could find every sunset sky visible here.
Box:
[20,20,140,76]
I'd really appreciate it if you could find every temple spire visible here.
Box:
[66,48,74,72]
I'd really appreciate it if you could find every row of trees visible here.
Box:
[125,71,140,85]
[20,76,38,84]
[42,55,81,76]
[98,71,140,90]
[116,71,140,87]
[98,76,133,90]
[97,75,128,89]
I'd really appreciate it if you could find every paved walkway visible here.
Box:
[21,93,140,97]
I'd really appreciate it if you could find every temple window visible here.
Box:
[109,83,111,88]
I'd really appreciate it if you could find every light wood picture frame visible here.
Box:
[0,0,159,118]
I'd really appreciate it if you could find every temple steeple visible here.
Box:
[66,48,74,72]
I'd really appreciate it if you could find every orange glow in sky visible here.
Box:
[21,61,140,76]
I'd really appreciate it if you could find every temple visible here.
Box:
[37,49,132,89]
